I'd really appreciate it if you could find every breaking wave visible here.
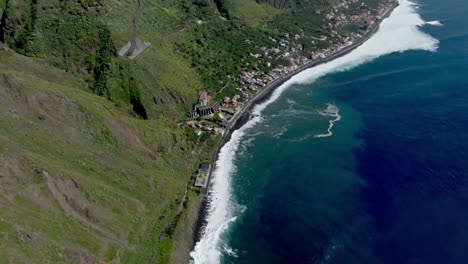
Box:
[190,1,438,263]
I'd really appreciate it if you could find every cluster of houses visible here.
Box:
[186,0,397,138]
[186,90,247,136]
[312,0,397,60]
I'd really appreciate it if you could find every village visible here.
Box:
[186,0,397,141]
[189,0,398,189]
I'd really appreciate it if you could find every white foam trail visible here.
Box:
[314,103,341,138]
[222,246,239,258]
[272,126,288,138]
[426,20,443,26]
[190,1,438,263]
[290,133,312,143]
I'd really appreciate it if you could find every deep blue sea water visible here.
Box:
[192,0,468,263]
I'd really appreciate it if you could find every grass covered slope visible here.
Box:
[1,0,203,121]
[0,1,258,262]
[0,50,214,263]
[0,0,387,262]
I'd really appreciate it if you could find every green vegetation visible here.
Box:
[175,24,274,93]
[224,0,280,27]
[0,0,387,262]
[172,0,341,97]
[0,51,209,262]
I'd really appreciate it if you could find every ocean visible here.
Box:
[191,0,468,263]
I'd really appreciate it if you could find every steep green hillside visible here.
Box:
[1,0,336,112]
[1,0,205,121]
[0,0,387,262]
[0,50,220,263]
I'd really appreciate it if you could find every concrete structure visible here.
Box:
[194,163,211,189]
[118,37,151,59]
[195,106,214,117]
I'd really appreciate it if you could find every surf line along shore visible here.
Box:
[191,0,399,252]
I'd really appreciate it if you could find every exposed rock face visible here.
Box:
[0,6,6,43]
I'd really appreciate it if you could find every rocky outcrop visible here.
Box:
[0,4,7,43]
[213,0,231,19]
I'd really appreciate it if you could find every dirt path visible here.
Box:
[125,0,142,56]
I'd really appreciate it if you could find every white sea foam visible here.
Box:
[190,1,438,263]
[272,126,288,139]
[237,136,255,158]
[189,115,256,264]
[222,246,239,258]
[287,0,439,87]
[426,20,443,26]
[290,133,312,143]
[314,103,341,138]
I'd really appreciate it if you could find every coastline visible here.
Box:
[190,0,398,256]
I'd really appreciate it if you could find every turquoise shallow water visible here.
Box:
[191,0,468,263]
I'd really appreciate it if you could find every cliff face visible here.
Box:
[0,1,210,262]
